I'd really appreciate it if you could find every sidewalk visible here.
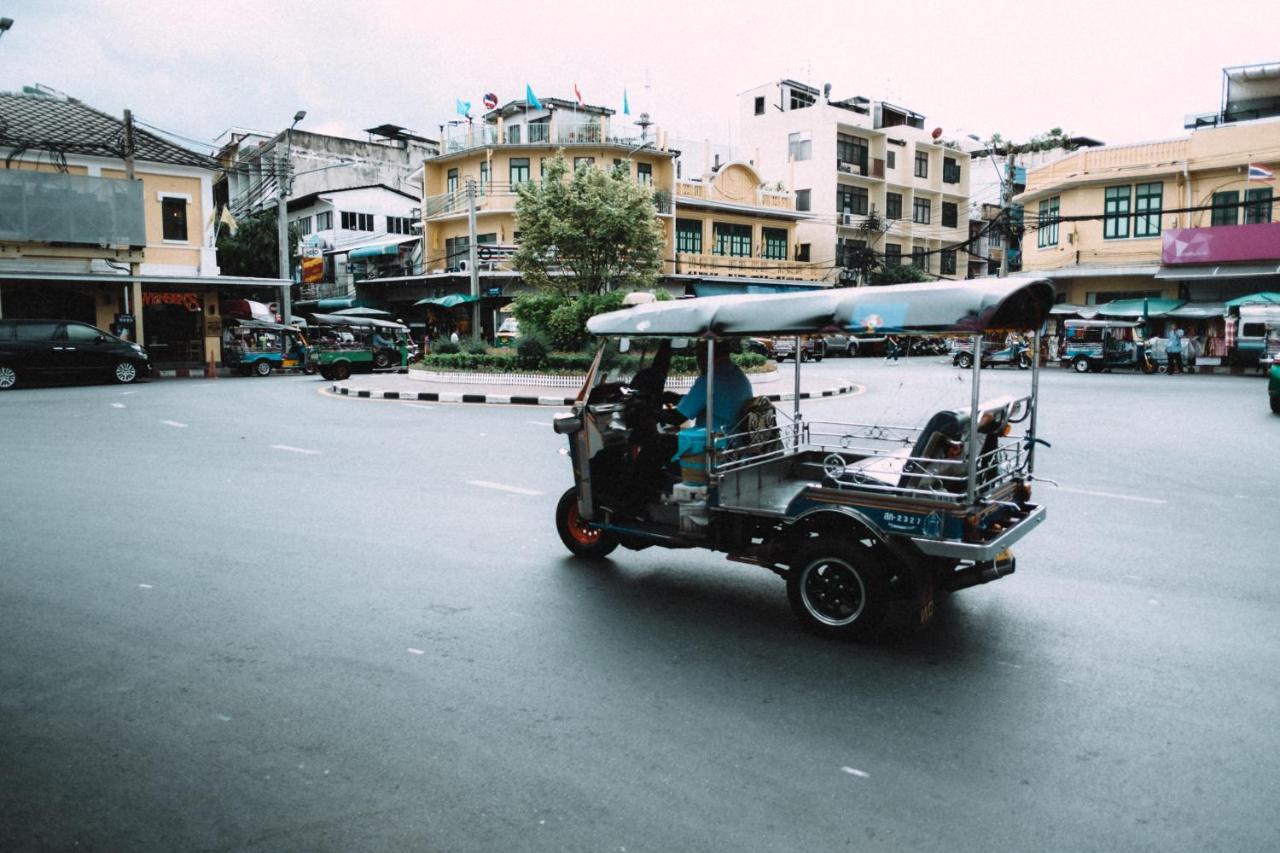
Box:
[326,368,861,406]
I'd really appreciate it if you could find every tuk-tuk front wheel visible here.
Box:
[555,488,618,559]
[786,541,888,641]
[1072,356,1092,374]
[373,351,392,369]
[332,362,352,381]
[254,360,273,377]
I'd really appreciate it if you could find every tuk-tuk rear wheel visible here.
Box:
[786,541,888,641]
[555,488,618,559]
[254,360,272,377]
[332,362,352,381]
[1072,356,1092,374]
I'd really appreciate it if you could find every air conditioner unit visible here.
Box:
[839,162,864,176]
[841,212,857,226]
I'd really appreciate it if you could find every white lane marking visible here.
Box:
[121,391,137,396]
[111,403,126,409]
[161,420,188,428]
[407,648,425,655]
[404,403,435,410]
[271,444,321,455]
[467,480,543,497]
[215,714,232,722]
[1053,485,1165,505]
[1148,598,1161,606]
[841,767,870,778]
[997,661,1023,669]
[138,583,153,589]
[527,420,552,426]
[1125,574,1145,581]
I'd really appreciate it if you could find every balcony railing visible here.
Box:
[0,170,145,247]
[674,252,828,281]
[675,180,796,212]
[439,121,648,155]
[425,183,672,218]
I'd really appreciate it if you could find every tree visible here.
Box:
[215,209,301,279]
[868,262,931,285]
[512,155,665,296]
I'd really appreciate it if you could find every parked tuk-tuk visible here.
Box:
[222,319,309,376]
[952,333,1031,369]
[309,313,412,380]
[1231,305,1280,367]
[552,277,1054,640]
[1060,319,1156,374]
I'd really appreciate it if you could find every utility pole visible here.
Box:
[123,109,142,345]
[276,146,291,324]
[466,178,480,341]
[999,147,1015,279]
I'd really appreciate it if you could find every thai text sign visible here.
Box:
[1162,222,1280,265]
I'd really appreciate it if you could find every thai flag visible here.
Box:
[1248,163,1274,181]
[574,82,584,106]
[482,92,498,110]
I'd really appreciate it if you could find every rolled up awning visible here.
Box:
[348,242,406,260]
[1224,291,1280,306]
[1094,298,1185,318]
[415,294,481,308]
[1167,302,1227,319]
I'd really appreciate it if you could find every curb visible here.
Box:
[155,367,410,379]
[328,382,861,406]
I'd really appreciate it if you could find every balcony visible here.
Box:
[438,120,647,156]
[675,180,795,211]
[0,170,145,247]
[674,252,827,281]
[424,184,672,220]
[837,159,886,180]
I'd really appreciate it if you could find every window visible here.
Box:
[1103,186,1130,239]
[795,243,810,262]
[65,323,102,341]
[1134,182,1163,237]
[754,96,765,116]
[836,237,867,267]
[161,197,188,241]
[505,124,521,144]
[612,158,625,174]
[912,198,931,224]
[1245,188,1273,224]
[297,216,313,236]
[676,218,702,254]
[886,192,902,220]
[15,322,59,340]
[941,201,958,228]
[539,157,548,180]
[943,157,961,184]
[573,157,595,172]
[836,134,869,172]
[340,211,374,231]
[712,222,752,257]
[914,151,929,179]
[1211,191,1239,227]
[884,243,901,265]
[911,247,927,268]
[387,216,414,235]
[446,169,459,205]
[479,161,491,194]
[316,211,333,231]
[788,131,812,162]
[795,189,811,212]
[762,227,787,260]
[637,162,652,185]
[509,157,531,185]
[1038,196,1060,247]
[837,186,869,216]
[789,88,816,110]
[886,151,896,170]
[940,249,957,275]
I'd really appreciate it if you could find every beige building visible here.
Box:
[1017,115,1279,307]
[0,88,285,367]
[736,80,972,281]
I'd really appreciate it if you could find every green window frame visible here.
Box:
[762,227,788,260]
[676,218,702,254]
[1211,191,1239,226]
[636,162,652,185]
[941,201,958,228]
[712,222,752,257]
[509,158,530,185]
[1038,196,1060,247]
[1104,186,1130,239]
[479,161,491,195]
[886,192,902,220]
[884,243,901,265]
[1244,188,1273,224]
[836,134,869,172]
[837,186,868,216]
[1134,182,1163,238]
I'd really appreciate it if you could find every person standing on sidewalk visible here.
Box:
[1166,325,1184,375]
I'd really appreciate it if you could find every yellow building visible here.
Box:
[1017,118,1279,307]
[0,88,286,368]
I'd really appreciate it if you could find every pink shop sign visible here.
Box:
[1162,222,1280,265]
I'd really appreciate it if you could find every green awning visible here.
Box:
[349,243,405,260]
[1095,298,1185,318]
[1224,292,1280,307]
[415,294,480,308]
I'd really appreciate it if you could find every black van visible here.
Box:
[0,319,151,389]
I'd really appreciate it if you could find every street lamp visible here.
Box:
[0,18,14,40]
[277,110,306,324]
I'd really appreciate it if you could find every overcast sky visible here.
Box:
[5,0,1279,154]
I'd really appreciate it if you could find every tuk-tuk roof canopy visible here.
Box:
[226,318,296,332]
[309,312,407,330]
[586,277,1055,338]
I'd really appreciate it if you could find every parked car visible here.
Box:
[823,331,887,357]
[0,319,150,389]
[769,335,826,361]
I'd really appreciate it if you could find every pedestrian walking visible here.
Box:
[1166,325,1184,375]
[885,335,901,364]
[1184,329,1201,373]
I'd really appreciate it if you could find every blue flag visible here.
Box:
[526,84,542,110]
[623,89,630,116]
[455,98,470,117]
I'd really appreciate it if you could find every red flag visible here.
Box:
[573,82,583,105]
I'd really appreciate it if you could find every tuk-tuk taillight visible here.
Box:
[1014,480,1032,505]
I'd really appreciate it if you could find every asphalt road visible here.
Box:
[1,361,1277,852]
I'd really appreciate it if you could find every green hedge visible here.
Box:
[416,351,768,375]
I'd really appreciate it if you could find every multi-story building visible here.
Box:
[0,87,285,367]
[1016,76,1279,311]
[736,80,971,282]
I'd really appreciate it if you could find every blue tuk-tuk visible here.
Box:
[222,319,309,376]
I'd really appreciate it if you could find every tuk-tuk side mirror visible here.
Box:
[618,338,631,353]
[553,413,582,435]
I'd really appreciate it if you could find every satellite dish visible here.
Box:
[931,127,943,140]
